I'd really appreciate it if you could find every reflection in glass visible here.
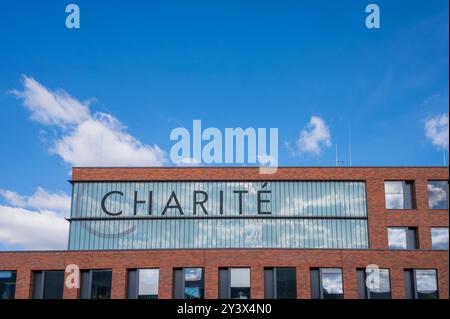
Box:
[428,181,449,210]
[43,270,64,299]
[321,268,343,299]
[91,270,112,299]
[415,269,438,299]
[230,268,251,299]
[184,268,204,299]
[275,268,296,299]
[388,227,407,249]
[0,271,16,299]
[138,269,159,299]
[431,228,449,250]
[384,181,414,209]
[366,268,391,299]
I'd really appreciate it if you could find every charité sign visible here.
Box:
[99,183,273,217]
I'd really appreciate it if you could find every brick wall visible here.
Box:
[0,167,448,299]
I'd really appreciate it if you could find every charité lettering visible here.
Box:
[100,183,272,216]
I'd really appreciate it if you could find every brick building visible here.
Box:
[0,167,448,299]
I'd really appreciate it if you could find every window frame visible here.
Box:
[0,270,16,299]
[360,268,392,299]
[319,268,344,299]
[384,180,416,210]
[427,180,449,210]
[413,269,439,299]
[431,227,449,250]
[387,226,418,250]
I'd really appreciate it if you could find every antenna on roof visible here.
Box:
[335,144,344,167]
[348,124,352,167]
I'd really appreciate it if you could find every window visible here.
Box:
[388,227,417,249]
[127,269,159,299]
[80,269,112,299]
[384,181,415,209]
[219,268,251,299]
[404,269,438,299]
[173,268,204,299]
[310,268,343,299]
[32,270,64,299]
[431,228,449,250]
[428,181,449,210]
[0,271,16,299]
[264,267,296,299]
[357,268,391,299]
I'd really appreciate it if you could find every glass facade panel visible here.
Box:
[43,270,64,299]
[230,268,251,299]
[384,181,414,209]
[0,271,16,299]
[68,181,368,250]
[184,268,204,299]
[366,268,391,299]
[428,181,449,210]
[431,228,449,250]
[91,270,112,299]
[138,269,159,299]
[320,268,343,299]
[275,268,296,299]
[388,227,407,249]
[415,269,438,299]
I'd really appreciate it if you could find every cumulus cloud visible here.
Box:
[12,75,167,166]
[425,113,449,150]
[0,187,70,215]
[297,116,332,155]
[0,188,70,250]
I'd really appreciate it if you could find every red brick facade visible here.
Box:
[0,167,448,299]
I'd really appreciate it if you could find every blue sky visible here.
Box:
[0,1,448,250]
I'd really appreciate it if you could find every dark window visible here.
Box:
[0,271,16,299]
[404,269,438,299]
[218,268,251,299]
[385,181,415,209]
[428,181,449,210]
[173,268,204,299]
[388,227,417,249]
[32,270,64,299]
[310,268,343,299]
[80,269,112,299]
[357,268,391,299]
[264,267,296,299]
[431,227,449,250]
[127,269,159,299]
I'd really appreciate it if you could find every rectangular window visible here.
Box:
[218,268,251,299]
[431,227,449,250]
[127,269,159,299]
[428,181,449,210]
[357,268,391,299]
[310,268,343,299]
[173,268,204,299]
[404,269,439,299]
[0,271,16,299]
[264,267,297,299]
[32,270,64,299]
[80,269,112,299]
[385,181,415,209]
[388,227,417,249]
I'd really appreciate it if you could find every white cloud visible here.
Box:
[0,188,70,250]
[425,113,449,150]
[12,76,167,166]
[52,113,166,167]
[297,116,332,155]
[0,187,70,215]
[11,76,90,128]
